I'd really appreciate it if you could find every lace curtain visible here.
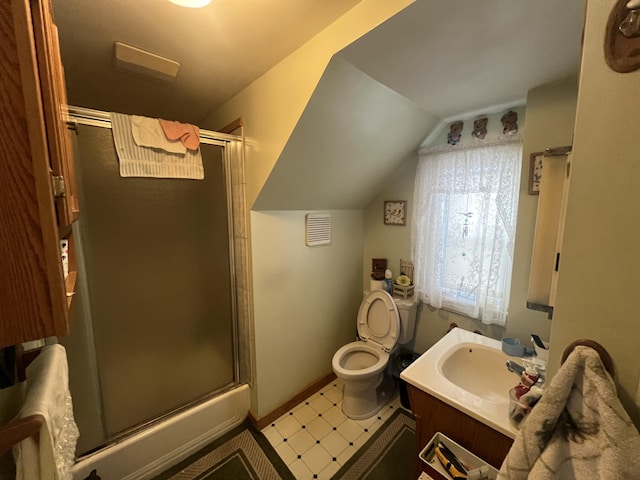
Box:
[411,139,522,325]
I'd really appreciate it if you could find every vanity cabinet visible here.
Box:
[407,384,513,476]
[0,0,77,348]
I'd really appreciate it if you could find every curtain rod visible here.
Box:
[66,106,242,146]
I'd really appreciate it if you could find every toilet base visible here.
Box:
[341,375,397,420]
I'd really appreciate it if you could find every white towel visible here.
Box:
[13,345,79,480]
[131,115,187,154]
[111,112,204,179]
[498,346,640,479]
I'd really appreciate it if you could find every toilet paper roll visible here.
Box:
[370,279,385,291]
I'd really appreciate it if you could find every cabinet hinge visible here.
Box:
[51,175,66,197]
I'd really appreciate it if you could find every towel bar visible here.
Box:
[0,414,44,457]
[561,339,614,377]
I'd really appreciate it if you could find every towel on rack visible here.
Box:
[131,115,187,154]
[111,112,204,179]
[13,344,79,480]
[159,118,200,150]
[498,346,640,479]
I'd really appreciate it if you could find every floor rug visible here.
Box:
[152,420,296,480]
[332,409,416,480]
[153,408,416,480]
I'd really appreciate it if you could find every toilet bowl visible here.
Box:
[332,290,416,420]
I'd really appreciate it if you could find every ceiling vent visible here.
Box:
[305,214,331,246]
[113,42,180,82]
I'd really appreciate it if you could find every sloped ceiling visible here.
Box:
[254,0,586,210]
[340,0,585,120]
[253,58,440,210]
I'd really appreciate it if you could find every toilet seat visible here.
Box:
[357,290,399,352]
[332,341,389,379]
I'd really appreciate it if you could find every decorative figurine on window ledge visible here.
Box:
[447,121,464,145]
[471,117,488,139]
[501,110,518,135]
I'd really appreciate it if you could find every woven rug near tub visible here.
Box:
[332,409,416,480]
[151,419,294,479]
[152,409,416,480]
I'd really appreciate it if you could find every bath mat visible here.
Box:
[151,419,295,480]
[332,408,416,480]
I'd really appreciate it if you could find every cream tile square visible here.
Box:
[274,441,298,465]
[321,430,349,457]
[288,459,314,480]
[262,425,283,446]
[319,459,341,479]
[274,414,302,438]
[337,419,366,442]
[323,386,343,404]
[336,444,358,465]
[306,416,332,440]
[322,406,347,427]
[309,394,333,414]
[352,431,370,450]
[301,443,332,474]
[292,405,319,426]
[288,429,316,455]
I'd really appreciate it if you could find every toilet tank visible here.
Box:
[394,298,418,344]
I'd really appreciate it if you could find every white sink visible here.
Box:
[400,328,520,439]
[439,342,516,403]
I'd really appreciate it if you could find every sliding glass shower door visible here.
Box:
[74,124,236,438]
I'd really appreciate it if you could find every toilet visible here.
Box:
[332,290,418,419]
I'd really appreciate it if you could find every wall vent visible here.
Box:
[305,214,331,246]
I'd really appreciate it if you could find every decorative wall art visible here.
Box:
[529,152,544,195]
[501,110,518,135]
[447,121,464,145]
[471,117,488,139]
[384,200,407,226]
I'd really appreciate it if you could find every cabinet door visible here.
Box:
[31,0,78,228]
[31,0,78,308]
[0,0,69,348]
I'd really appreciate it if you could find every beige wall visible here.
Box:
[201,0,413,418]
[251,211,363,416]
[549,0,640,426]
[506,78,578,344]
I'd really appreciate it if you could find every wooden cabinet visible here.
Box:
[0,0,77,349]
[407,384,513,476]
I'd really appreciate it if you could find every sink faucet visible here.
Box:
[506,360,525,376]
[506,360,545,386]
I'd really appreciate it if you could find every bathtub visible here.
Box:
[71,384,250,480]
[400,328,521,439]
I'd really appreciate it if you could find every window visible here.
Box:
[411,140,522,325]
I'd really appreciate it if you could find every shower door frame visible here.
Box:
[67,106,252,452]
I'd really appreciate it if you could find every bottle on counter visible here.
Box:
[384,269,393,295]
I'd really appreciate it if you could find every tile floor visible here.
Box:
[261,378,407,479]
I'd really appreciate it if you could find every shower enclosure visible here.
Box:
[62,108,251,465]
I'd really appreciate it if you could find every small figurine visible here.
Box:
[471,117,488,139]
[447,121,464,145]
[501,110,518,135]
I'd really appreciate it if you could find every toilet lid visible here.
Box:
[357,290,399,352]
